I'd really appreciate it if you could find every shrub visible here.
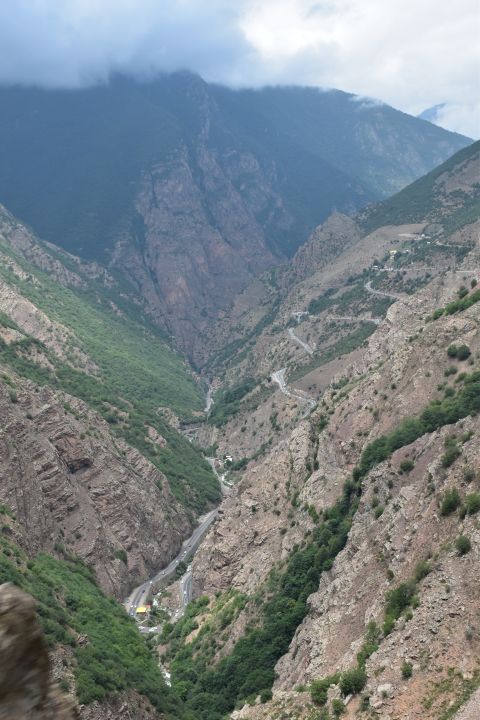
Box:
[465,493,480,515]
[357,622,380,668]
[383,581,416,635]
[400,459,414,473]
[463,467,476,483]
[456,345,471,360]
[455,535,471,555]
[332,699,345,717]
[441,445,461,468]
[440,488,461,516]
[114,549,128,564]
[339,667,367,696]
[401,661,413,679]
[311,678,332,706]
[413,560,432,583]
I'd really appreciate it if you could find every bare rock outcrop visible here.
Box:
[0,377,191,599]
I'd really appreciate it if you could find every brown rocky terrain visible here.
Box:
[112,137,282,356]
[190,263,480,718]
[0,373,191,599]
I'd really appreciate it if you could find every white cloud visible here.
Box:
[0,0,478,137]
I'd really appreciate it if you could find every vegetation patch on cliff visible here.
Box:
[0,534,182,717]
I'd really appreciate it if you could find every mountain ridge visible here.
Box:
[0,72,471,354]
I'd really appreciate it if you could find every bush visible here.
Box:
[441,445,461,467]
[401,661,413,679]
[456,345,471,361]
[383,581,416,635]
[400,459,414,473]
[413,560,432,583]
[357,622,380,668]
[332,699,345,717]
[260,689,272,703]
[311,677,335,706]
[465,493,480,515]
[455,535,471,555]
[440,488,461,515]
[114,549,128,564]
[339,667,367,696]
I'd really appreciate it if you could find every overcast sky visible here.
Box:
[0,0,478,137]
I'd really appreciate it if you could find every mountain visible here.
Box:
[156,139,480,720]
[0,98,479,720]
[0,204,222,603]
[0,73,471,354]
[360,139,480,233]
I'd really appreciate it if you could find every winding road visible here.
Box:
[271,367,316,409]
[364,280,404,301]
[287,327,314,355]
[326,314,382,325]
[124,510,217,617]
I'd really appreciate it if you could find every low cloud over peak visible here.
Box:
[0,0,478,137]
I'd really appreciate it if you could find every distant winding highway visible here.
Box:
[364,280,404,301]
[124,509,217,617]
[287,327,314,355]
[271,367,316,409]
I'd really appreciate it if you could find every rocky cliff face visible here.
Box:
[0,583,77,720]
[0,376,190,599]
[112,138,281,355]
[0,201,217,599]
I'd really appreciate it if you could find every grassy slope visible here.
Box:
[0,238,219,512]
[361,140,480,233]
[0,518,183,717]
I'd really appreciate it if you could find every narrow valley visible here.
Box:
[0,55,478,720]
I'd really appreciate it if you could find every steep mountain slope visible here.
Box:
[0,204,226,716]
[0,526,182,719]
[0,204,224,606]
[0,205,219,514]
[198,141,479,385]
[0,74,470,353]
[361,139,480,233]
[155,141,480,720]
